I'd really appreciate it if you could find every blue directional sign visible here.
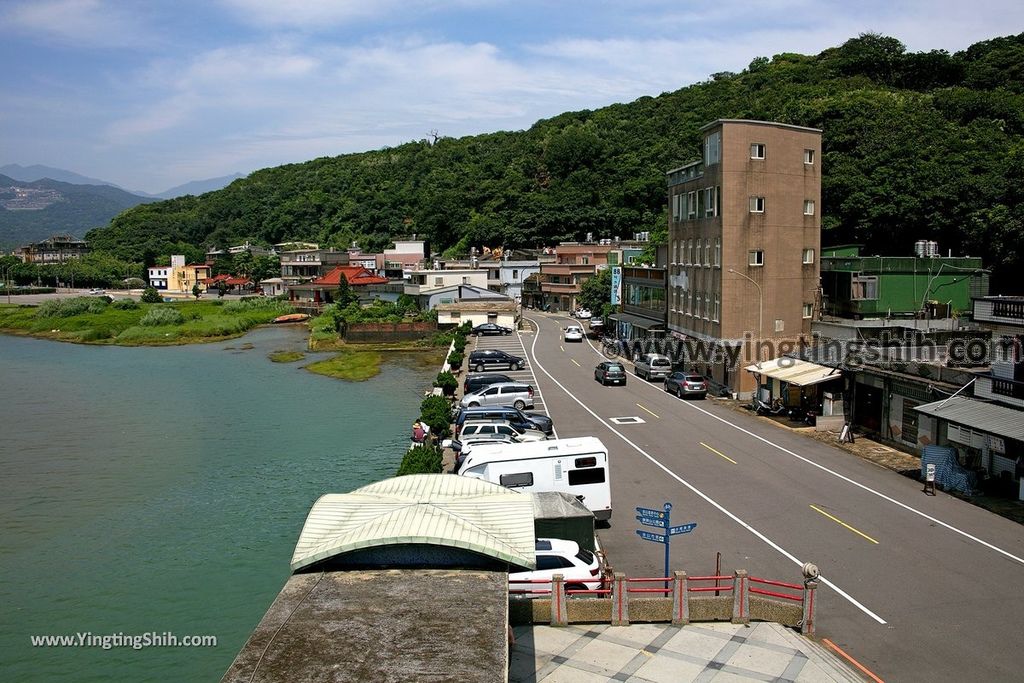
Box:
[636,515,668,528]
[635,502,693,584]
[636,530,667,544]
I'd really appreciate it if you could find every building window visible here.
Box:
[804,149,815,165]
[851,275,879,300]
[704,239,710,267]
[462,276,469,284]
[804,200,815,216]
[775,319,785,332]
[582,256,589,265]
[750,143,766,160]
[704,131,721,165]
[713,294,720,322]
[704,187,716,217]
[687,239,694,265]
[749,250,764,267]
[714,238,721,267]
[749,196,765,213]
[512,269,519,279]
[802,248,815,264]
[803,303,813,319]
[434,276,444,286]
[687,191,697,219]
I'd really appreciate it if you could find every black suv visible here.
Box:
[468,349,525,372]
[455,406,554,436]
[463,372,514,395]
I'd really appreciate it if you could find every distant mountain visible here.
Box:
[0,175,153,248]
[0,163,119,189]
[156,173,246,199]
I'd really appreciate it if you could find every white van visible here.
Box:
[457,437,612,521]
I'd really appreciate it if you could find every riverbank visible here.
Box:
[0,297,290,346]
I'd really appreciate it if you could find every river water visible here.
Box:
[0,327,436,681]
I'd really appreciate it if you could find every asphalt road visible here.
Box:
[512,311,1024,682]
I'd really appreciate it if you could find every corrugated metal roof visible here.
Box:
[290,474,536,572]
[913,396,1024,442]
[744,358,843,387]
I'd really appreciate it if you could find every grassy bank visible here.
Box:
[304,350,384,381]
[0,297,292,345]
[268,350,306,363]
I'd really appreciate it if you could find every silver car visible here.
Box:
[460,419,548,442]
[459,382,535,410]
[634,353,672,381]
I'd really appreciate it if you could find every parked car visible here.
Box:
[664,372,708,399]
[459,382,535,410]
[449,434,517,471]
[594,361,627,386]
[588,318,604,333]
[88,288,106,295]
[563,325,584,343]
[472,322,513,336]
[634,353,672,381]
[463,372,513,396]
[509,538,604,598]
[455,406,554,437]
[468,349,526,372]
[573,308,592,319]
[460,419,548,442]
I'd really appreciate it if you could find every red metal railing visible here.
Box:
[748,576,803,602]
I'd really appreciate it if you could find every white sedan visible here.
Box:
[509,538,604,598]
[574,308,592,319]
[564,325,584,342]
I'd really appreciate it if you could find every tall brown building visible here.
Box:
[667,120,822,395]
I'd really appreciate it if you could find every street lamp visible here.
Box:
[728,268,762,368]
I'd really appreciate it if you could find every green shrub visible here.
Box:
[140,287,162,303]
[110,298,140,310]
[37,297,109,318]
[396,444,443,476]
[447,351,464,370]
[139,307,185,326]
[434,371,458,396]
[420,394,453,438]
[223,297,289,314]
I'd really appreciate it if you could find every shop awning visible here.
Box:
[607,312,665,330]
[913,395,1024,442]
[744,358,843,387]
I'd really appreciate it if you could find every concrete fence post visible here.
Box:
[550,574,568,627]
[731,570,749,625]
[801,580,818,635]
[611,572,629,626]
[671,571,689,625]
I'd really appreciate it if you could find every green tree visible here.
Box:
[396,444,443,475]
[333,273,357,306]
[578,267,613,314]
[141,287,162,303]
[419,395,453,439]
[192,282,202,300]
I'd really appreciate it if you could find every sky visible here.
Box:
[1,1,1022,195]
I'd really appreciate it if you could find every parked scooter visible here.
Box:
[755,397,788,416]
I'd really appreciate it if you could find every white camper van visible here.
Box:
[457,437,612,521]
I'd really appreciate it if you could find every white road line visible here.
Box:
[575,324,1024,569]
[526,315,887,625]
[514,327,558,439]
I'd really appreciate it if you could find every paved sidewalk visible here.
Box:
[510,622,864,682]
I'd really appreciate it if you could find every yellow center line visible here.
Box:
[571,358,581,367]
[699,442,737,464]
[809,504,879,544]
[636,403,659,419]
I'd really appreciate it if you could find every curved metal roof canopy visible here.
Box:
[290,474,536,572]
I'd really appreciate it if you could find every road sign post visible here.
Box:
[635,503,697,586]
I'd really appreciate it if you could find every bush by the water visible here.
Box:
[139,307,185,326]
[396,444,443,476]
[110,298,139,310]
[38,297,109,318]
[434,371,458,396]
[140,287,162,303]
[419,395,453,438]
[223,297,290,314]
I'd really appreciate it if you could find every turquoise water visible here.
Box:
[0,328,435,682]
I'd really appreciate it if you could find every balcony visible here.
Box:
[540,282,581,294]
[541,264,597,277]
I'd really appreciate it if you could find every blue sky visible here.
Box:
[2,0,1021,194]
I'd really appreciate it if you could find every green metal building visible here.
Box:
[820,244,988,318]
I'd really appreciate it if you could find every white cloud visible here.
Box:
[1,0,154,48]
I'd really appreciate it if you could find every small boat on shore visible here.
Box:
[272,313,310,324]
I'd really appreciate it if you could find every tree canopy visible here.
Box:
[85,33,1024,292]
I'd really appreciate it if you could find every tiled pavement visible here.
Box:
[509,622,864,683]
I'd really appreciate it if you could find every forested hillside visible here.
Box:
[87,33,1024,290]
[0,175,151,248]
